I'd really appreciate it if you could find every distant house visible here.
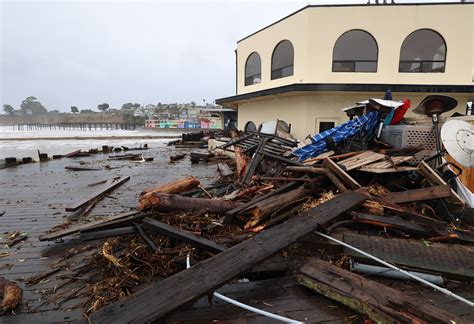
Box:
[216,2,474,139]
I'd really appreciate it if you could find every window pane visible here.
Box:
[245,52,261,86]
[319,122,335,133]
[399,62,421,72]
[399,29,446,73]
[332,30,378,73]
[400,30,446,61]
[333,62,355,72]
[272,40,294,79]
[355,61,377,72]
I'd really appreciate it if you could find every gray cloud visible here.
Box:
[0,0,464,111]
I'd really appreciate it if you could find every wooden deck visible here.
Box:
[1,143,474,323]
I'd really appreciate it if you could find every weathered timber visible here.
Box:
[142,218,226,254]
[91,191,366,323]
[323,158,361,189]
[298,258,466,324]
[242,137,268,184]
[244,186,309,228]
[139,177,200,211]
[418,161,465,205]
[64,150,81,158]
[64,166,102,171]
[286,166,347,192]
[229,129,248,177]
[217,163,233,177]
[351,212,434,236]
[39,210,141,241]
[223,181,300,223]
[65,176,130,212]
[337,151,386,171]
[133,223,160,252]
[383,185,452,204]
[140,176,200,196]
[146,193,243,214]
[169,153,186,162]
[80,226,136,241]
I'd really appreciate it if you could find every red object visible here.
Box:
[390,99,411,125]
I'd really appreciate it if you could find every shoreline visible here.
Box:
[0,135,181,141]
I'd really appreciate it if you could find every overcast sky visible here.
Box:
[0,0,465,111]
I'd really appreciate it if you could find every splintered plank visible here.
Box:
[358,166,418,173]
[323,157,361,189]
[91,191,366,323]
[65,176,130,212]
[343,233,474,280]
[142,218,226,254]
[359,155,413,170]
[383,185,452,204]
[39,210,141,241]
[298,258,465,324]
[337,151,385,171]
[417,161,465,205]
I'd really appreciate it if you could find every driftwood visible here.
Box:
[298,258,465,324]
[139,177,200,211]
[0,278,22,314]
[243,186,309,228]
[65,176,130,212]
[230,129,248,177]
[142,218,226,254]
[145,193,243,214]
[39,211,141,241]
[91,191,366,323]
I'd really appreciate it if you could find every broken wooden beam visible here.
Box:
[351,212,435,236]
[65,176,130,212]
[139,177,200,211]
[144,193,243,214]
[142,218,226,254]
[243,186,309,229]
[133,223,160,252]
[223,181,300,223]
[91,191,366,323]
[382,185,452,204]
[217,163,233,177]
[323,157,361,190]
[298,258,465,324]
[39,210,141,241]
[80,226,136,241]
[286,166,347,192]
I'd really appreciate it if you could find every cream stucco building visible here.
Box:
[216,2,474,140]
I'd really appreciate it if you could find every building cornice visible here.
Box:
[238,2,474,43]
[215,83,474,105]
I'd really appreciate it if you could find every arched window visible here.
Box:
[399,29,446,73]
[332,30,378,72]
[244,52,262,86]
[271,40,294,80]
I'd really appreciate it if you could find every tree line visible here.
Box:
[2,96,113,115]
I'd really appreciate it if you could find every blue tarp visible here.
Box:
[292,111,379,161]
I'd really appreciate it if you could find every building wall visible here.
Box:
[237,4,474,95]
[237,92,471,140]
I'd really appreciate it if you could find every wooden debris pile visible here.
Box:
[23,129,474,323]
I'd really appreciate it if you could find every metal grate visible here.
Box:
[381,125,437,163]
[343,233,474,280]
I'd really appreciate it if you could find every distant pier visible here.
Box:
[16,122,137,131]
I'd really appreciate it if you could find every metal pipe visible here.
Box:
[186,255,303,323]
[350,259,444,285]
[315,231,474,307]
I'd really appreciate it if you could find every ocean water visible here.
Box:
[0,126,182,159]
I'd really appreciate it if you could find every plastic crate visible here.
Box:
[380,125,437,164]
